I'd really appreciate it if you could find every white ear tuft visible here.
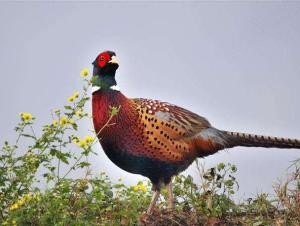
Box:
[91,85,120,92]
[92,86,101,93]
[110,85,120,91]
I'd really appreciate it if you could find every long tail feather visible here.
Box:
[222,130,300,149]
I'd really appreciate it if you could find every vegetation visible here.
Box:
[0,69,299,225]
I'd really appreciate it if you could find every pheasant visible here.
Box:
[91,50,300,215]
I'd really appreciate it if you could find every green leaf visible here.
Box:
[71,123,78,130]
[217,163,225,171]
[110,106,120,116]
[64,105,72,110]
[50,149,58,156]
[22,133,36,140]
[77,162,91,168]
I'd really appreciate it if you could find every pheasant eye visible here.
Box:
[100,56,105,61]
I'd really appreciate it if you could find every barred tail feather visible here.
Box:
[222,130,300,149]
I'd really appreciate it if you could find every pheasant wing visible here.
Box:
[132,98,211,138]
[131,98,214,161]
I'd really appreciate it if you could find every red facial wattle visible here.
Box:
[97,52,111,68]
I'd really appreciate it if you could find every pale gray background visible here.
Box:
[1,2,300,200]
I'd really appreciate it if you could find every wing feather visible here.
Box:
[132,98,211,138]
[130,98,212,161]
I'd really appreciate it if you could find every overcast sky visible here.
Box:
[0,2,300,200]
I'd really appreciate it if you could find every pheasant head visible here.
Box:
[92,51,119,90]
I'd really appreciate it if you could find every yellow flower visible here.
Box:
[73,135,95,148]
[75,110,83,118]
[79,179,88,188]
[9,193,32,211]
[23,193,32,201]
[59,117,68,126]
[19,112,33,122]
[67,95,75,103]
[9,203,19,211]
[139,184,147,192]
[84,135,95,145]
[80,67,90,77]
[78,139,87,148]
[12,220,17,226]
[73,91,79,98]
[132,183,147,192]
[67,91,80,103]
[52,120,58,126]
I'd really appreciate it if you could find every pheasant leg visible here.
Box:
[167,181,175,211]
[146,190,160,215]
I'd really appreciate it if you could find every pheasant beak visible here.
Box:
[109,56,119,65]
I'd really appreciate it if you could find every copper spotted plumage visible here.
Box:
[91,50,300,215]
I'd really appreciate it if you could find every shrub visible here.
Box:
[0,68,299,225]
